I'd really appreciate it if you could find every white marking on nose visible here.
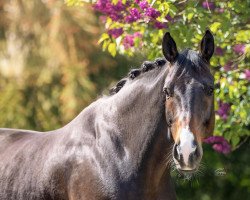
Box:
[179,128,196,165]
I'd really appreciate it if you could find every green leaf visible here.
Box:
[108,43,116,57]
[112,0,119,5]
[98,33,110,44]
[231,135,240,147]
[210,22,221,33]
[236,30,250,42]
[187,13,194,21]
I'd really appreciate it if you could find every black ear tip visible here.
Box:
[205,29,214,37]
[163,32,171,38]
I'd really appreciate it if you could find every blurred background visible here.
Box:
[0,0,138,130]
[0,0,249,199]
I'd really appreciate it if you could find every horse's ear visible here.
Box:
[162,32,178,63]
[200,29,214,63]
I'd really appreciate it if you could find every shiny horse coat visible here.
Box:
[0,64,175,200]
[0,31,215,200]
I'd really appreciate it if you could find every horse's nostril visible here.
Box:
[173,144,179,160]
[192,140,197,149]
[194,147,199,157]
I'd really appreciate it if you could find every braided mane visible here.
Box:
[109,58,167,95]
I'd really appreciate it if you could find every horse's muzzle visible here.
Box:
[172,129,203,172]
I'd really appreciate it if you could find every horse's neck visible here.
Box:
[66,66,172,196]
[107,67,167,143]
[99,67,171,190]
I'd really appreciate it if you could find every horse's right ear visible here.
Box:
[162,32,178,64]
[200,29,214,63]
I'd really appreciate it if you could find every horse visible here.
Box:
[0,30,215,200]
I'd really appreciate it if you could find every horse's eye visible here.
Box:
[163,87,172,99]
[203,119,210,126]
[167,119,173,127]
[204,85,214,96]
[168,119,173,127]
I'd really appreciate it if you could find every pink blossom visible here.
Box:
[99,16,107,23]
[139,1,149,10]
[154,21,167,29]
[133,32,142,38]
[216,8,224,13]
[215,47,224,56]
[202,1,216,10]
[125,8,141,23]
[204,136,231,154]
[244,69,250,81]
[94,0,128,22]
[223,61,237,72]
[165,14,173,22]
[145,7,161,19]
[204,136,225,144]
[123,32,142,49]
[233,44,246,54]
[108,28,123,38]
[217,101,230,121]
[123,35,135,49]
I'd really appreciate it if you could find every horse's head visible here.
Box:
[162,30,215,174]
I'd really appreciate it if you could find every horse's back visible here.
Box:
[0,128,38,152]
[0,128,69,200]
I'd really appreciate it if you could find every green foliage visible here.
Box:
[68,0,250,149]
[0,0,133,130]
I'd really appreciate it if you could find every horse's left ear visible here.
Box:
[162,32,178,63]
[200,30,214,63]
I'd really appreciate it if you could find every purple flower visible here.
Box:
[154,21,167,29]
[94,0,110,13]
[94,0,128,22]
[130,8,141,18]
[204,136,225,144]
[223,61,238,72]
[145,7,161,19]
[123,34,135,49]
[202,1,216,10]
[99,16,107,23]
[216,8,224,13]
[135,0,141,3]
[108,28,123,38]
[139,0,149,10]
[223,61,233,71]
[133,32,142,38]
[244,69,250,81]
[233,44,246,54]
[112,1,126,12]
[217,101,230,121]
[110,13,123,21]
[204,136,231,154]
[215,47,224,56]
[212,143,231,154]
[123,32,142,49]
[165,14,173,22]
[125,8,141,23]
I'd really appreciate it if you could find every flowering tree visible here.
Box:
[67,0,250,154]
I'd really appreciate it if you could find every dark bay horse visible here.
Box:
[0,30,215,200]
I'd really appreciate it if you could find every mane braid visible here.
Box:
[109,58,166,95]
